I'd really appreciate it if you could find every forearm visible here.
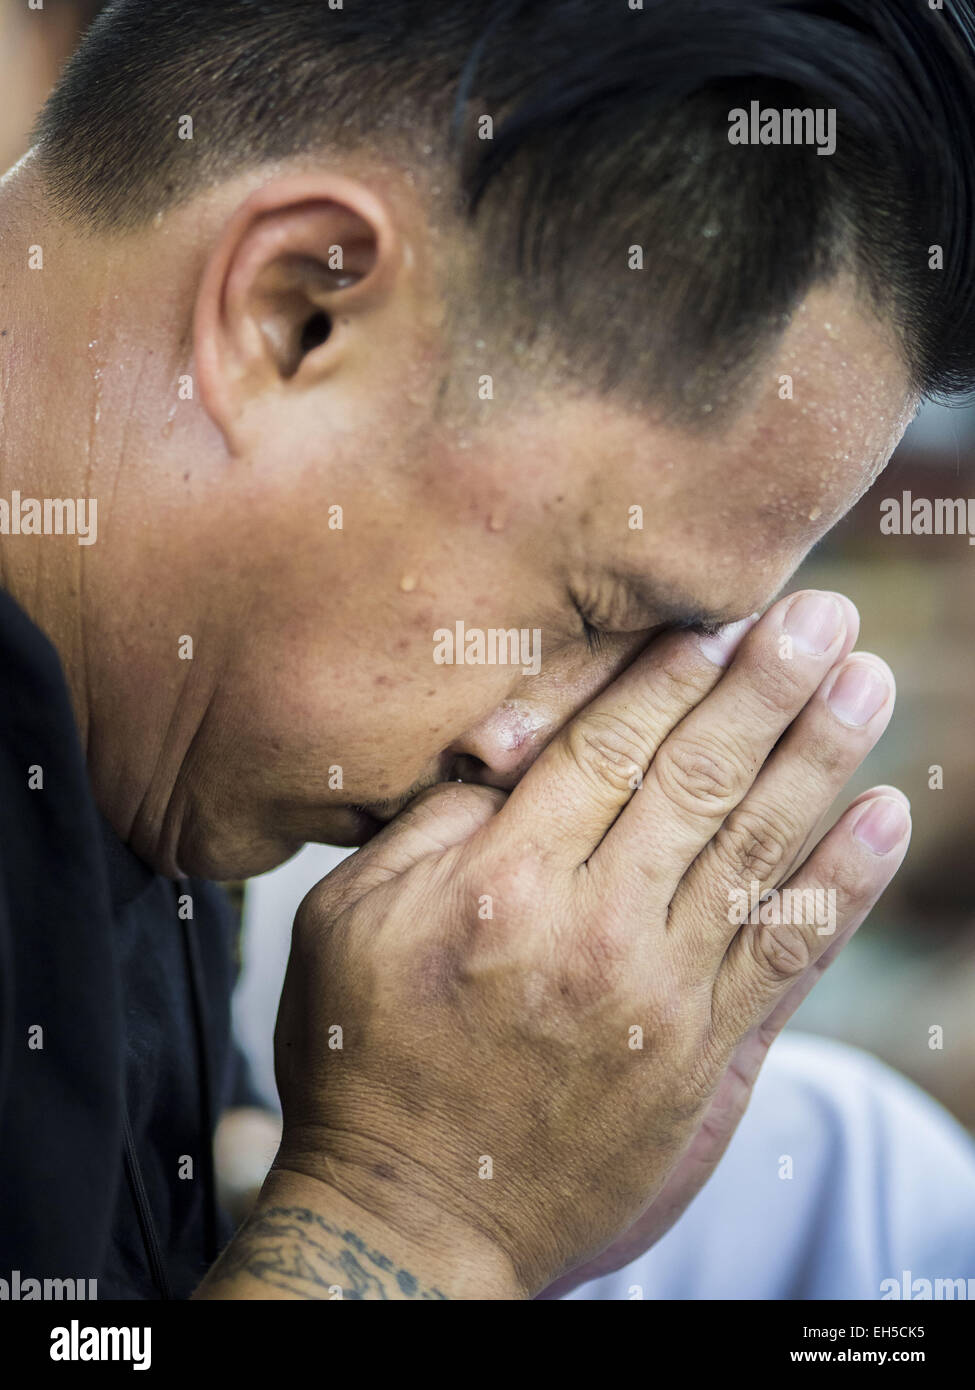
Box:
[194,1165,524,1301]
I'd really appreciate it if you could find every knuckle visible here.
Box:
[748,654,809,717]
[809,831,888,925]
[828,850,872,914]
[796,731,850,783]
[744,921,814,981]
[565,711,651,794]
[653,733,739,813]
[718,806,794,885]
[652,652,712,714]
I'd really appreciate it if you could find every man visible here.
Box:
[0,0,973,1300]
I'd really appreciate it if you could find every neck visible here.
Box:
[0,153,216,875]
[0,152,99,751]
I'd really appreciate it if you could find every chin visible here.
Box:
[171,805,388,881]
[317,805,386,848]
[167,822,304,883]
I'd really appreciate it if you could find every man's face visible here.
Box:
[105,272,908,880]
[27,150,909,883]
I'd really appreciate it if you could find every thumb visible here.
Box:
[302,781,507,916]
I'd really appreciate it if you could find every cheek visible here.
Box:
[239,655,512,797]
[228,508,548,789]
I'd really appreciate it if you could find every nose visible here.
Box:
[446,631,652,792]
[448,701,553,790]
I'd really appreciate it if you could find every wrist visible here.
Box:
[257,1157,528,1300]
[258,1123,531,1295]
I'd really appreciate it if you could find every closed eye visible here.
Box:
[571,595,607,654]
[570,574,737,656]
[572,594,726,654]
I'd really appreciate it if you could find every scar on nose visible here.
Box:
[498,705,547,751]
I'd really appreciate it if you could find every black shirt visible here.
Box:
[0,587,247,1298]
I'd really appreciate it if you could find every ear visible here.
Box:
[194,174,405,453]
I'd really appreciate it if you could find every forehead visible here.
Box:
[472,277,917,623]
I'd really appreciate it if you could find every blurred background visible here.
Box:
[0,0,103,174]
[5,1,974,1148]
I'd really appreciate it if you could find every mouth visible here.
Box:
[340,764,462,844]
[356,799,403,825]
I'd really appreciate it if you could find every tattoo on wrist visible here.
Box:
[208,1205,450,1300]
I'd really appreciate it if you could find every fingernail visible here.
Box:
[784,593,844,655]
[697,614,759,667]
[854,796,910,855]
[828,659,892,726]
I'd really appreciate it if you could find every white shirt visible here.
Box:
[566,1032,975,1300]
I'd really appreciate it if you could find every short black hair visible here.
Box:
[33,0,975,419]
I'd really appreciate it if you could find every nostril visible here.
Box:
[448,754,492,785]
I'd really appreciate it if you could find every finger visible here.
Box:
[489,612,758,868]
[300,782,506,918]
[754,791,911,1035]
[591,591,858,896]
[672,652,895,959]
[709,791,911,1051]
[766,781,910,900]
[721,812,907,1076]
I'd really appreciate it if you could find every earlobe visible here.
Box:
[193,175,401,454]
